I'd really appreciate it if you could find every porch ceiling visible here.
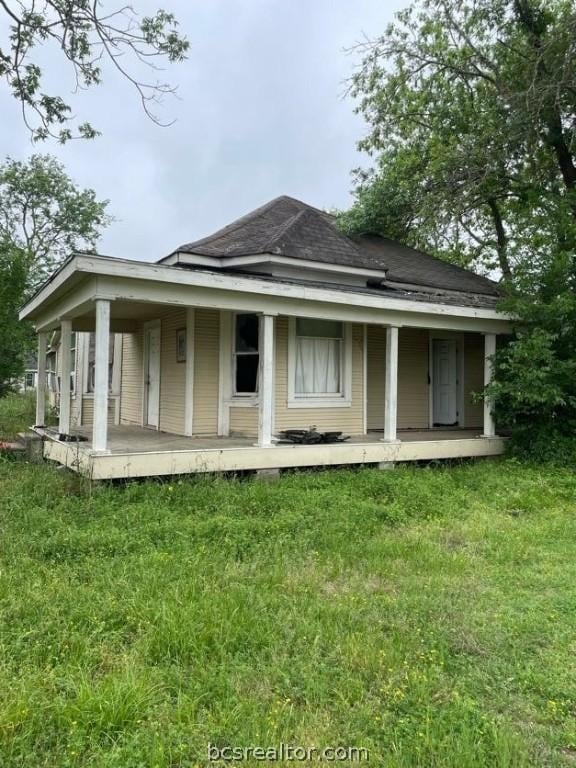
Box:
[71,299,174,332]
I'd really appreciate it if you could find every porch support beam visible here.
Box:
[58,320,72,436]
[35,332,47,427]
[257,313,275,448]
[383,325,400,443]
[184,308,195,436]
[482,333,497,438]
[92,299,111,452]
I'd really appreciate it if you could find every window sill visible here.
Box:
[226,398,259,408]
[287,397,352,409]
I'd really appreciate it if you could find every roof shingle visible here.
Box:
[172,195,500,298]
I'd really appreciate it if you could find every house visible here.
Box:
[19,196,510,479]
[17,340,59,394]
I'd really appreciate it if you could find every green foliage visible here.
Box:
[345,0,576,279]
[0,155,110,290]
[488,255,576,460]
[0,460,575,765]
[0,155,109,394]
[0,391,55,439]
[0,1,189,141]
[0,248,32,396]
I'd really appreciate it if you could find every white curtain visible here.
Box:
[296,338,340,394]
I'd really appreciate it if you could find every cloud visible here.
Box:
[1,0,405,261]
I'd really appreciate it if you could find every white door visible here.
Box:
[144,324,161,428]
[432,339,458,426]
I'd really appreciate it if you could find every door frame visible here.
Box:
[428,332,464,429]
[142,319,161,430]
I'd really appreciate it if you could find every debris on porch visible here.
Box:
[277,427,350,444]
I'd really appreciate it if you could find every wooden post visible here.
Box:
[92,299,110,452]
[184,308,195,437]
[383,325,399,443]
[483,333,497,438]
[35,332,47,427]
[257,313,275,448]
[59,320,72,436]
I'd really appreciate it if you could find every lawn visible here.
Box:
[0,451,575,766]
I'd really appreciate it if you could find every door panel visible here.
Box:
[145,325,161,428]
[432,339,458,425]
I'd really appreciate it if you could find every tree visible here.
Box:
[486,253,576,459]
[0,154,110,290]
[344,0,576,280]
[0,0,189,141]
[0,246,31,395]
[0,154,109,394]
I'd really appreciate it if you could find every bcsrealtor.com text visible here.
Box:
[208,743,369,762]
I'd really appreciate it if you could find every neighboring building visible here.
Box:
[19,196,510,479]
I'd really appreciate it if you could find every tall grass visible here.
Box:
[0,459,575,766]
[0,391,36,439]
[0,391,57,440]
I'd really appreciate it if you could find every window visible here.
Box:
[233,314,259,395]
[295,319,343,396]
[46,352,57,392]
[288,318,351,407]
[87,334,116,393]
[25,372,35,389]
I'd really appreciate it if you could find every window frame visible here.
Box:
[287,317,353,408]
[231,312,260,399]
[84,332,122,397]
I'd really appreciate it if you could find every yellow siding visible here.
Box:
[158,309,186,435]
[229,406,258,436]
[463,333,484,428]
[367,327,430,430]
[120,329,144,426]
[116,309,486,440]
[273,316,364,434]
[399,328,430,429]
[192,309,220,436]
[80,396,116,426]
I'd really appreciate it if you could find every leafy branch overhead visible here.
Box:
[0,0,189,142]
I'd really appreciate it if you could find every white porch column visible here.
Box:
[92,299,111,452]
[383,325,400,443]
[257,313,275,448]
[58,320,72,436]
[184,308,195,437]
[35,332,47,427]
[482,333,497,438]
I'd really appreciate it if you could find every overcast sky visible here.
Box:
[3,0,407,262]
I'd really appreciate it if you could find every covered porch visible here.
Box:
[38,424,507,480]
[25,253,510,479]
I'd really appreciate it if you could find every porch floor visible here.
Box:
[38,425,507,480]
[67,425,486,454]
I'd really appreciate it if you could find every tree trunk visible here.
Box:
[487,198,512,280]
[514,0,576,211]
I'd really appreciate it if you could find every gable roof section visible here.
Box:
[167,195,500,298]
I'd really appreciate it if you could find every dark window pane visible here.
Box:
[236,354,259,393]
[296,318,343,338]
[235,314,259,353]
